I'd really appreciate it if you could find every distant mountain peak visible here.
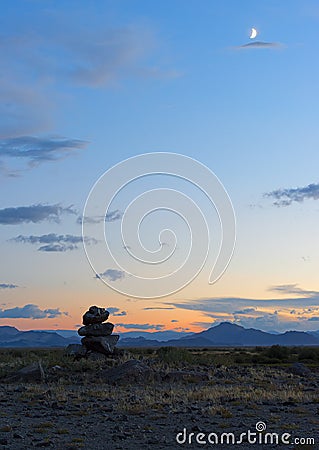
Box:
[215,322,243,328]
[0,325,19,331]
[0,326,20,336]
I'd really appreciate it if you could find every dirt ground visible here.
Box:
[0,361,318,449]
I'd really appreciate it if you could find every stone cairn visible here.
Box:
[78,306,119,356]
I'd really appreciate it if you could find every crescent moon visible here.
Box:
[250,28,257,39]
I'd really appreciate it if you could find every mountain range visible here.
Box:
[118,322,319,347]
[1,322,319,347]
[0,326,79,348]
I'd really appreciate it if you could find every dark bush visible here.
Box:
[255,346,265,353]
[156,347,194,364]
[298,347,319,362]
[265,345,289,361]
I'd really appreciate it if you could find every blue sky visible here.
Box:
[1,0,319,333]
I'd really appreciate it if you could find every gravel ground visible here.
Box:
[0,364,318,449]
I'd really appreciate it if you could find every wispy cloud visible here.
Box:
[12,234,84,245]
[265,182,319,206]
[233,312,281,330]
[96,269,126,282]
[107,307,127,317]
[236,41,283,50]
[38,244,77,252]
[143,306,175,310]
[11,233,96,252]
[116,323,165,330]
[77,210,122,225]
[233,307,256,314]
[0,81,52,139]
[100,210,123,222]
[0,304,68,319]
[1,19,177,89]
[167,284,319,332]
[169,290,319,313]
[0,283,19,289]
[0,11,179,148]
[0,136,88,173]
[60,27,154,87]
[0,204,76,225]
[270,284,319,297]
[191,321,214,329]
[308,316,319,322]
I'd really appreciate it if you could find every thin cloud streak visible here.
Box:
[143,306,175,310]
[235,41,283,50]
[0,304,68,319]
[11,233,97,252]
[0,136,88,174]
[168,286,319,314]
[0,283,19,289]
[0,204,77,225]
[265,182,319,206]
[116,323,164,330]
[77,210,123,225]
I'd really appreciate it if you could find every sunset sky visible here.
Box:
[1,0,319,334]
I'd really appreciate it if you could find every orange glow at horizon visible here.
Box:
[1,282,319,332]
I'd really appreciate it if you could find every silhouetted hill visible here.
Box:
[0,326,20,338]
[41,329,191,342]
[1,323,319,348]
[177,322,319,346]
[277,330,319,346]
[309,330,319,338]
[117,330,192,341]
[118,337,161,347]
[0,326,79,348]
[119,322,319,347]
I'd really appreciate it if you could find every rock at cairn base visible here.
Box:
[81,335,119,355]
[64,344,87,358]
[74,305,119,356]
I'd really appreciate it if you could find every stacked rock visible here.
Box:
[78,306,119,355]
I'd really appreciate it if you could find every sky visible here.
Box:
[1,0,319,334]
